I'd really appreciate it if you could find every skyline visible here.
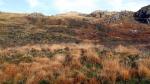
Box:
[0,0,149,15]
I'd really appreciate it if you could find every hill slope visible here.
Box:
[0,11,149,49]
[0,6,150,84]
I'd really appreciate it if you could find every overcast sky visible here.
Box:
[0,0,149,15]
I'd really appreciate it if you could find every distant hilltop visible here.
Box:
[0,5,149,24]
[54,5,150,24]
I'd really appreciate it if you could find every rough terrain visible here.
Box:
[0,5,149,84]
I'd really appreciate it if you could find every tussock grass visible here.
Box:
[0,44,149,84]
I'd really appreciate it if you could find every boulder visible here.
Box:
[134,5,150,24]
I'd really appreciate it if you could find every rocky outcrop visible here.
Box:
[26,12,46,24]
[88,10,134,24]
[27,12,45,18]
[134,5,150,24]
[89,10,116,18]
[103,11,134,24]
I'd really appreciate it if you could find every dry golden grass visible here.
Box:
[138,58,150,78]
[0,43,149,84]
[119,67,131,80]
[101,59,121,84]
[114,45,141,55]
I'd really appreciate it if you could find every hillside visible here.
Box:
[0,11,149,48]
[0,6,150,84]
